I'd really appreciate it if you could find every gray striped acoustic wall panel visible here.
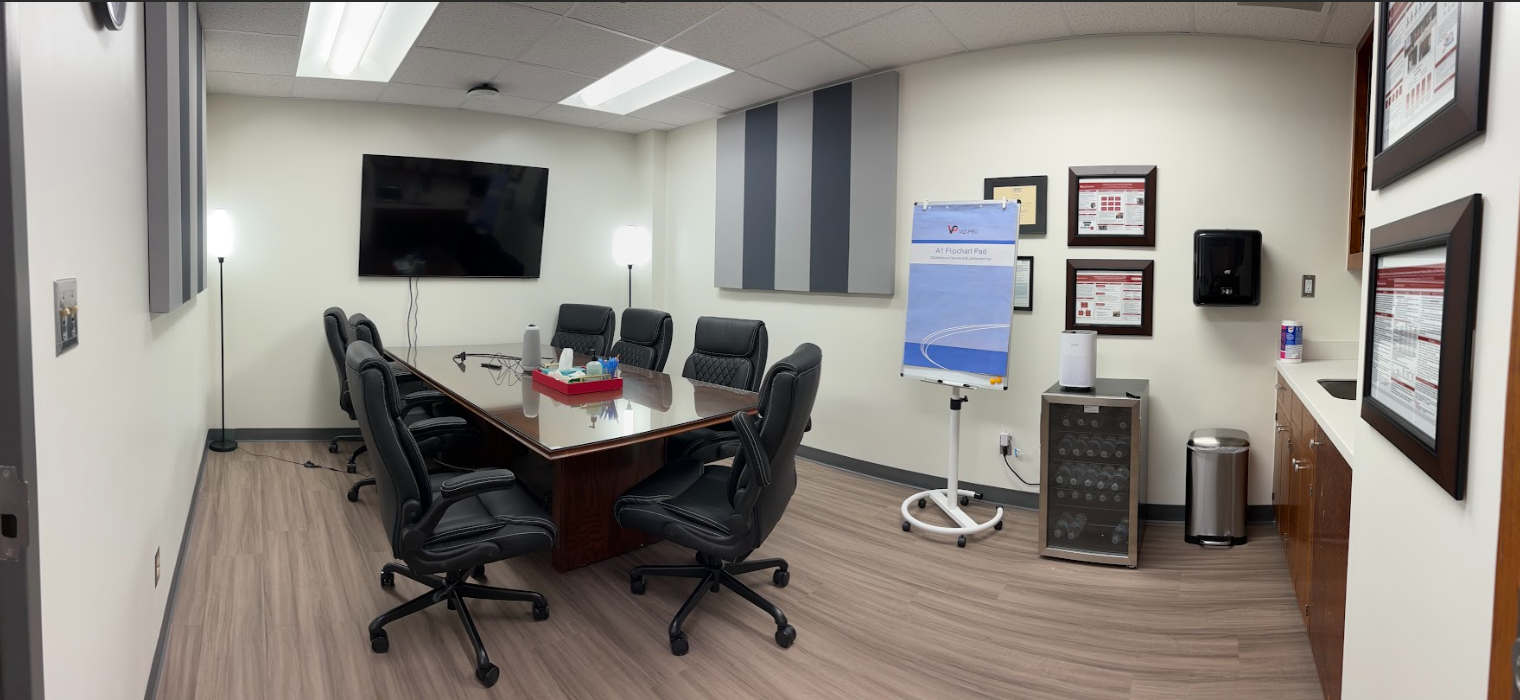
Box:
[715,71,898,295]
[146,2,208,314]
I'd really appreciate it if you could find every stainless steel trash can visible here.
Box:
[1185,428,1250,546]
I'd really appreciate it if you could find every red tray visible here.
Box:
[532,368,624,395]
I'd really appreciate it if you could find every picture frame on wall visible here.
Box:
[1065,259,1154,336]
[1068,166,1157,247]
[1360,194,1482,500]
[1014,256,1034,311]
[984,176,1048,235]
[1371,2,1492,189]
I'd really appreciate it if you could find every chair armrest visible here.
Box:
[724,412,770,538]
[408,415,467,433]
[401,389,447,410]
[400,469,517,552]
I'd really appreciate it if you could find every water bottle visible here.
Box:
[1111,518,1130,545]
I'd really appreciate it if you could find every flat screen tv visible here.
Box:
[358,154,549,278]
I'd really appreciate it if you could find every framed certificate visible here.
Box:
[1371,2,1492,189]
[1068,166,1157,247]
[984,176,1048,235]
[1065,259,1154,336]
[1361,194,1481,499]
[1014,256,1034,311]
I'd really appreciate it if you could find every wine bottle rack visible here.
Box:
[1038,379,1148,568]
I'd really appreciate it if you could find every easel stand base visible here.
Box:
[899,387,1004,547]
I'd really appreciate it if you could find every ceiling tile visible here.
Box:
[206,71,294,97]
[922,3,1070,50]
[1193,2,1328,42]
[603,115,677,133]
[517,20,653,77]
[460,94,552,117]
[747,41,867,91]
[491,61,597,102]
[392,48,510,89]
[532,104,619,127]
[629,96,726,126]
[197,2,306,36]
[753,2,912,37]
[679,71,792,109]
[826,5,964,69]
[514,2,574,14]
[666,3,812,69]
[1063,2,1192,35]
[292,77,388,102]
[378,83,468,109]
[203,30,300,75]
[569,2,726,44]
[416,2,560,60]
[1321,2,1374,45]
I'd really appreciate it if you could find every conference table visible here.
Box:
[389,343,758,572]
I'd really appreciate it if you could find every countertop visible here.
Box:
[1276,359,1359,460]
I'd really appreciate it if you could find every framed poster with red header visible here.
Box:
[1361,194,1481,500]
[1069,165,1157,247]
[1065,259,1154,336]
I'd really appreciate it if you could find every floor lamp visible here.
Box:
[612,225,651,308]
[207,209,237,453]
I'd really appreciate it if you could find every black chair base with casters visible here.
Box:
[629,554,795,656]
[328,434,363,454]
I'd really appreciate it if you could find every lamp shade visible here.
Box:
[208,209,235,258]
[611,225,650,267]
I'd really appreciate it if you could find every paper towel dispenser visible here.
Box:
[1193,230,1262,306]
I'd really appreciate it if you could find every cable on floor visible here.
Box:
[1003,453,1039,487]
[237,445,370,478]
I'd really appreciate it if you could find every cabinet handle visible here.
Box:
[1293,458,1310,471]
[1276,425,1288,433]
[1275,383,1284,391]
[1309,439,1321,448]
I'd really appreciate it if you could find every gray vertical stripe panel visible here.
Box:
[714,114,745,289]
[146,4,171,312]
[809,82,851,293]
[178,2,191,302]
[196,10,206,292]
[741,103,777,290]
[772,93,812,292]
[847,71,898,295]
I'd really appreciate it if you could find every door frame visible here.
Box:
[0,4,42,699]
[1489,189,1520,697]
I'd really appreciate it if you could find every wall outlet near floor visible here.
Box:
[154,547,161,587]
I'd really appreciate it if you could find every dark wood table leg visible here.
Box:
[550,440,666,572]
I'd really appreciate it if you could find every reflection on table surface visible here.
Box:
[391,343,758,456]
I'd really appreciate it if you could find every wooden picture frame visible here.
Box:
[1068,166,1156,247]
[1015,255,1034,311]
[1065,259,1154,336]
[984,176,1048,235]
[1360,194,1482,500]
[1371,2,1492,189]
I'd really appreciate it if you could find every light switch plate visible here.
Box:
[54,278,77,355]
[1301,275,1316,298]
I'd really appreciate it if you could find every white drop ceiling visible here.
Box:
[202,2,1374,133]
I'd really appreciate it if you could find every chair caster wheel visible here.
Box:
[901,521,911,532]
[346,487,360,503]
[328,442,340,453]
[346,461,358,474]
[775,625,796,649]
[960,495,971,507]
[670,634,689,656]
[710,581,720,593]
[630,576,647,595]
[369,631,388,653]
[994,520,1004,531]
[917,498,926,509]
[773,570,790,587]
[379,571,394,588]
[472,565,487,582]
[476,663,500,688]
[957,535,967,548]
[532,603,549,621]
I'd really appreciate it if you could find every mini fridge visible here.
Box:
[1039,379,1149,567]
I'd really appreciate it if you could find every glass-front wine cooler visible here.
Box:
[1039,379,1149,568]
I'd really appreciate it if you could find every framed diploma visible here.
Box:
[1371,2,1492,189]
[1360,194,1481,500]
[1065,259,1154,336]
[1014,256,1034,311]
[1068,166,1157,247]
[984,176,1048,235]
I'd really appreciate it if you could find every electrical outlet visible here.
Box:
[1301,274,1316,298]
[54,278,78,355]
[154,547,161,587]
[998,431,1012,456]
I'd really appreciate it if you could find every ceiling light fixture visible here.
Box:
[297,1,438,82]
[561,47,731,116]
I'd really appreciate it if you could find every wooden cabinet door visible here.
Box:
[1289,412,1317,623]
[1310,427,1352,700]
[1274,414,1291,544]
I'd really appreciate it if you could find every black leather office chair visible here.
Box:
[550,303,615,357]
[615,343,820,656]
[346,340,554,688]
[610,308,674,372]
[670,316,769,463]
[350,312,421,383]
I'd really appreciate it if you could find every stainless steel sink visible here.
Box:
[1317,379,1356,400]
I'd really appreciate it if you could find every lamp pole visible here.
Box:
[208,255,236,452]
[626,263,633,309]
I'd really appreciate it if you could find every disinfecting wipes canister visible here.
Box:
[1280,320,1303,363]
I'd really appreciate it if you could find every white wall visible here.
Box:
[663,35,1359,506]
[1341,6,1520,698]
[206,96,645,428]
[19,4,212,699]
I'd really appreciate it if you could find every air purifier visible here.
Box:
[1060,330,1097,390]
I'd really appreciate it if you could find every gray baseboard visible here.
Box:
[219,427,361,442]
[797,445,1274,524]
[143,434,213,700]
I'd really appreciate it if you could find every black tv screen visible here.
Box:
[358,154,548,278]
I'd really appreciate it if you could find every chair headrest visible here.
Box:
[344,339,402,417]
[557,304,614,334]
[694,316,765,357]
[349,312,380,349]
[759,343,822,412]
[620,308,670,344]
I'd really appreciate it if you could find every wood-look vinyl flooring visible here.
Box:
[155,442,1322,699]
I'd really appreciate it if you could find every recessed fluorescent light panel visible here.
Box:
[561,47,731,115]
[297,2,438,82]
